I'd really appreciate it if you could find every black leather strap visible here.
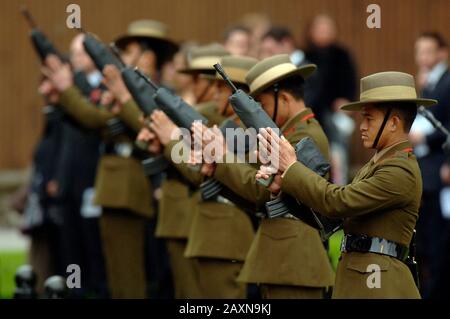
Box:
[341,233,409,262]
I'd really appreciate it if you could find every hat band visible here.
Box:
[216,66,247,84]
[128,27,166,38]
[250,63,297,94]
[360,85,417,101]
[190,56,223,70]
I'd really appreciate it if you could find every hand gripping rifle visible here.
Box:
[215,63,343,240]
[214,63,279,187]
[82,33,168,175]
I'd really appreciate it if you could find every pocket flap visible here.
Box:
[261,219,299,240]
[199,202,235,219]
[345,253,390,273]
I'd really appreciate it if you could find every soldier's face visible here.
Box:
[193,76,216,103]
[257,92,289,127]
[360,105,386,149]
[121,42,143,66]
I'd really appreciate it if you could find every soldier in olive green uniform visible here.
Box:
[203,55,334,298]
[151,44,229,299]
[178,43,231,127]
[257,71,436,298]
[147,53,256,299]
[42,20,177,298]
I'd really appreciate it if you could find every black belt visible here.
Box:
[341,234,409,262]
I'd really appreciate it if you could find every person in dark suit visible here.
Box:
[304,15,358,185]
[410,31,450,299]
[52,33,108,298]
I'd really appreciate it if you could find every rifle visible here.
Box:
[82,32,168,175]
[21,7,60,61]
[214,63,279,187]
[134,68,208,129]
[418,106,450,159]
[215,63,343,240]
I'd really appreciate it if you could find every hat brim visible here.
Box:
[249,64,316,96]
[340,98,438,111]
[115,35,179,65]
[177,68,216,75]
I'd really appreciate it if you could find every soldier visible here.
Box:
[40,19,178,297]
[178,43,231,126]
[142,44,228,299]
[112,19,179,299]
[195,54,335,298]
[257,71,437,298]
[146,53,256,299]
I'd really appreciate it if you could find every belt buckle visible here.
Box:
[115,143,133,158]
[216,195,233,206]
[340,235,348,252]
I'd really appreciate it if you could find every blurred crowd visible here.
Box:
[8,12,450,299]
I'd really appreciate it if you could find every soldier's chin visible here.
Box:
[362,139,373,149]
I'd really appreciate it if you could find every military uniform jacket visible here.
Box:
[155,101,223,239]
[281,140,421,298]
[213,108,335,287]
[59,86,153,218]
[155,166,199,239]
[163,105,255,261]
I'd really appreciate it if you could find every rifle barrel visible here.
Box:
[20,6,37,29]
[134,67,159,90]
[418,105,450,136]
[214,63,238,93]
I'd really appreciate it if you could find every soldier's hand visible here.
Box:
[137,127,162,154]
[149,110,180,146]
[100,91,115,106]
[200,163,216,177]
[258,128,296,173]
[255,165,282,194]
[42,55,73,92]
[102,65,132,104]
[192,123,227,163]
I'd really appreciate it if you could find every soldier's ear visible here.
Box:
[279,91,291,106]
[390,115,401,132]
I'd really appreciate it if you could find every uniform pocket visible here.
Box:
[345,253,391,274]
[198,202,235,219]
[260,219,299,240]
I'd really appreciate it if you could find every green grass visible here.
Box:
[328,230,343,271]
[0,250,27,299]
[0,233,343,299]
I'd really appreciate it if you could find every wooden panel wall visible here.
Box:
[1,0,449,169]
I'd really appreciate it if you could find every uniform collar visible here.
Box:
[372,140,412,163]
[281,107,314,135]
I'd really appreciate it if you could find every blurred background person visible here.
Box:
[50,33,108,298]
[410,31,450,299]
[259,26,305,65]
[223,25,251,56]
[160,42,198,105]
[304,14,358,185]
[239,13,272,58]
[10,75,66,295]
